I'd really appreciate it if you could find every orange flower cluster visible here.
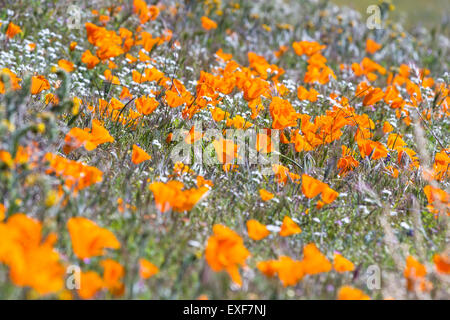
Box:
[290,105,350,152]
[135,95,159,115]
[269,97,301,130]
[133,0,160,24]
[63,119,114,154]
[423,185,449,216]
[205,224,250,286]
[258,243,352,287]
[272,164,300,185]
[78,258,125,299]
[0,68,22,93]
[404,256,432,292]
[293,41,335,84]
[0,145,33,170]
[337,286,370,300]
[85,22,124,60]
[0,214,65,295]
[0,203,5,221]
[431,148,450,181]
[301,174,339,207]
[337,146,359,176]
[433,252,450,274]
[45,153,103,192]
[352,57,386,82]
[87,98,141,126]
[149,180,208,213]
[356,82,385,106]
[297,85,319,102]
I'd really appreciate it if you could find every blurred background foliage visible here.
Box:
[334,0,450,33]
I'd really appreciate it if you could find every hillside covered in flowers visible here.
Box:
[0,0,449,300]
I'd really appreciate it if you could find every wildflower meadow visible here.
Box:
[0,0,449,302]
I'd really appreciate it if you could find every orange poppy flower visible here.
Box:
[78,271,104,299]
[210,107,230,122]
[301,174,325,199]
[366,39,382,54]
[0,214,65,295]
[69,41,77,51]
[139,258,159,279]
[6,22,22,38]
[258,256,304,286]
[81,50,100,69]
[101,259,125,296]
[333,253,355,272]
[433,253,450,274]
[357,139,388,160]
[337,146,359,176]
[119,86,133,100]
[279,216,302,237]
[259,189,274,201]
[45,153,103,192]
[272,164,300,185]
[201,16,218,31]
[269,97,300,129]
[205,224,250,286]
[337,286,370,300]
[255,132,274,153]
[321,186,339,204]
[196,176,214,188]
[292,41,326,56]
[0,68,22,91]
[246,219,270,240]
[31,75,50,95]
[58,59,75,72]
[63,119,114,154]
[404,256,427,279]
[363,87,384,106]
[302,243,332,275]
[424,185,449,204]
[274,45,288,58]
[297,86,319,102]
[257,260,279,278]
[131,144,151,164]
[67,217,120,259]
[27,43,36,51]
[215,49,232,61]
[275,256,304,287]
[0,203,5,221]
[149,181,208,213]
[404,256,432,292]
[135,95,158,115]
[382,121,393,134]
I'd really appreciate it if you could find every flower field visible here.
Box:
[0,0,449,300]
